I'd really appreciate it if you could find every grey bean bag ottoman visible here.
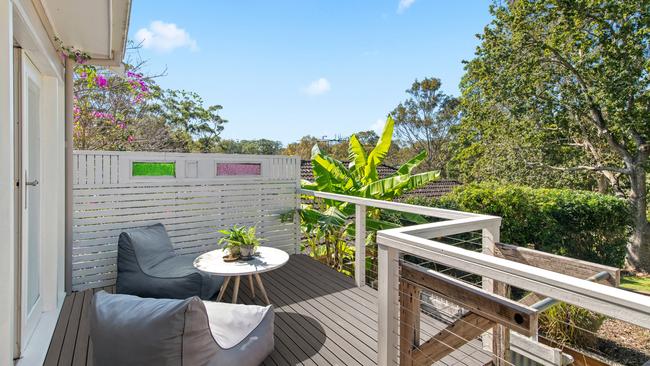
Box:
[116,223,222,300]
[90,291,275,366]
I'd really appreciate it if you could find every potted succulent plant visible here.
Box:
[218,225,262,260]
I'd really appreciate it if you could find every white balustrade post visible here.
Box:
[482,220,510,365]
[378,243,399,366]
[355,204,366,287]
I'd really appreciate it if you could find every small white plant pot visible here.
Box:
[240,245,255,259]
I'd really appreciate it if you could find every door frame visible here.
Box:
[13,48,44,357]
[12,45,23,360]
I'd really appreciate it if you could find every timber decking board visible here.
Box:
[43,255,490,366]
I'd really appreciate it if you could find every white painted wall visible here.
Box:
[40,75,66,311]
[0,2,16,365]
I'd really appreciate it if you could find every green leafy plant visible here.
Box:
[300,116,440,277]
[406,182,631,267]
[539,303,605,348]
[218,225,262,258]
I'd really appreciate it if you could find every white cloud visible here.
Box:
[397,0,416,13]
[135,21,198,53]
[303,78,331,96]
[371,118,386,134]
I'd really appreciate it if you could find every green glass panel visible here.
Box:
[132,162,176,177]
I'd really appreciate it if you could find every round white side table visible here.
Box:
[193,246,289,304]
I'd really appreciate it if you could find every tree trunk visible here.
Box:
[625,166,650,272]
[596,174,608,194]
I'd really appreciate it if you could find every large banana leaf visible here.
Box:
[345,216,402,237]
[301,179,318,190]
[395,150,427,176]
[364,155,378,183]
[365,217,402,231]
[399,171,441,193]
[383,210,429,224]
[312,149,354,191]
[360,173,413,199]
[348,134,367,179]
[364,116,394,180]
[300,205,346,229]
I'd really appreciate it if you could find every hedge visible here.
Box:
[405,183,631,268]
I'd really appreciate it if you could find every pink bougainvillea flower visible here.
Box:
[117,121,126,129]
[95,75,108,88]
[75,52,86,64]
[127,135,134,143]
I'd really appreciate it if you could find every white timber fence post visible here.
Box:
[355,204,366,287]
[482,219,510,365]
[378,243,399,366]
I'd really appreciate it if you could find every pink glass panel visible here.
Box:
[217,163,262,176]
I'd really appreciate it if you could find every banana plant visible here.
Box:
[300,116,440,273]
[302,116,439,221]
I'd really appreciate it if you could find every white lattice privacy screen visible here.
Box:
[71,151,301,291]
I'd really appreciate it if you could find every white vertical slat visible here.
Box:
[102,155,110,184]
[78,154,87,185]
[94,154,102,184]
[72,154,79,185]
[110,155,118,184]
[86,154,95,185]
[117,155,129,184]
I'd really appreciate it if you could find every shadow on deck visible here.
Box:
[44,254,490,366]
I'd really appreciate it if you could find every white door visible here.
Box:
[20,54,43,351]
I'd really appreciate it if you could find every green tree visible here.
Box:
[355,130,379,146]
[217,139,283,155]
[153,89,226,153]
[74,63,227,153]
[283,132,383,162]
[391,78,460,175]
[454,0,650,270]
[283,135,326,160]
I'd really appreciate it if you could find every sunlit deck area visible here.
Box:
[44,255,490,366]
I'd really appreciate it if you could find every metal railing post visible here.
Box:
[378,243,399,366]
[355,204,366,287]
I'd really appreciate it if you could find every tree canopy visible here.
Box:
[391,78,460,175]
[451,0,650,270]
[73,48,226,153]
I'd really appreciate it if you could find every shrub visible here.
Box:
[405,183,631,267]
[539,303,605,348]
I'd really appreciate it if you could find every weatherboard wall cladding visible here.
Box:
[71,151,301,291]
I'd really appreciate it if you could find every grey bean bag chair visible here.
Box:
[116,223,222,300]
[90,291,275,366]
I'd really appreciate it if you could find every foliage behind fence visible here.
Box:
[405,183,631,267]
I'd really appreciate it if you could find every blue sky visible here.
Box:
[128,1,493,145]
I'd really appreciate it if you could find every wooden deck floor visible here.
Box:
[44,255,490,366]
